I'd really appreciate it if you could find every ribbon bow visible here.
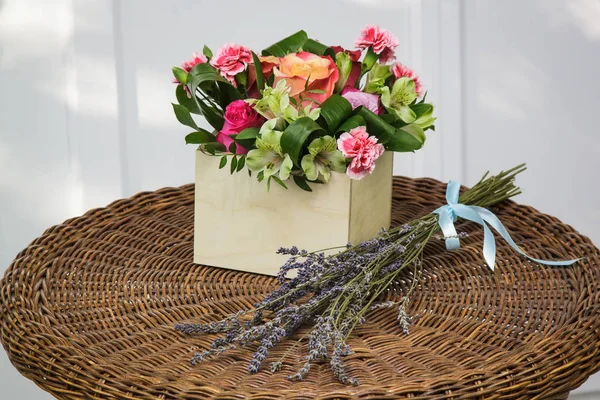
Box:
[433,180,580,270]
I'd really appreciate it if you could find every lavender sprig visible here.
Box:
[176,164,527,384]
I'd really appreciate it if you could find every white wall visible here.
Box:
[1,0,599,398]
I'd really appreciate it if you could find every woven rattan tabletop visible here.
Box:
[1,176,599,399]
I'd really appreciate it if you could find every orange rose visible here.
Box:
[272,52,339,108]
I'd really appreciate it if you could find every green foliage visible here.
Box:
[302,39,335,58]
[172,67,188,85]
[355,107,393,144]
[219,156,227,169]
[385,124,426,152]
[355,107,426,152]
[201,142,226,155]
[233,127,260,150]
[280,117,326,166]
[262,30,309,57]
[176,85,201,115]
[336,115,366,133]
[251,51,265,94]
[236,155,246,172]
[203,45,213,60]
[318,95,353,134]
[411,103,436,130]
[271,175,288,190]
[172,103,198,129]
[293,175,313,192]
[185,129,216,144]
[230,156,238,174]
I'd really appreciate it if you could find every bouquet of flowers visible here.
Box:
[172,25,435,190]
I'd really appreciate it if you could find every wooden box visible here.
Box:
[194,150,393,276]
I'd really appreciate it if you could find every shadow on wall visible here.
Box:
[0,0,124,270]
[461,0,600,252]
[0,0,423,272]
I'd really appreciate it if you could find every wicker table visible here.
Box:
[1,177,599,399]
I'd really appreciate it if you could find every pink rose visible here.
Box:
[272,52,339,108]
[391,62,423,96]
[217,100,264,154]
[210,43,253,87]
[355,25,399,63]
[337,126,385,180]
[341,86,383,115]
[331,46,362,88]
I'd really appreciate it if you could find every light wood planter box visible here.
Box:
[194,149,393,276]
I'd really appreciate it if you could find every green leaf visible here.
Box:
[411,103,433,119]
[318,95,353,134]
[361,47,379,73]
[216,81,242,108]
[271,175,288,190]
[219,155,227,169]
[293,175,313,192]
[251,51,265,94]
[186,63,227,130]
[262,30,308,57]
[266,176,271,191]
[266,73,275,87]
[336,115,366,133]
[411,103,436,130]
[236,127,260,140]
[172,103,198,129]
[202,142,226,155]
[196,99,224,130]
[397,105,417,123]
[203,45,213,60]
[229,141,237,154]
[230,155,238,174]
[355,107,394,144]
[385,124,426,152]
[188,63,226,89]
[236,155,246,172]
[176,85,201,114]
[257,170,265,182]
[185,129,216,144]
[172,67,188,85]
[281,117,327,165]
[302,39,335,58]
[234,127,259,150]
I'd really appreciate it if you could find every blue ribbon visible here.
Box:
[433,180,581,270]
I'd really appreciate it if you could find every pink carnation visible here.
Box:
[173,52,207,84]
[173,52,207,97]
[391,62,423,96]
[210,43,253,87]
[337,126,385,180]
[355,25,399,63]
[182,52,207,72]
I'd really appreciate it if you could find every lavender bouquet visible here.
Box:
[176,164,543,384]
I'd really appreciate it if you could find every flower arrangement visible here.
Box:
[172,25,435,190]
